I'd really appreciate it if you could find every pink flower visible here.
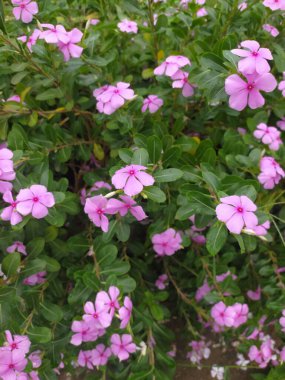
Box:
[155,274,169,290]
[118,296,133,329]
[197,7,208,17]
[253,123,281,150]
[225,72,277,111]
[152,228,182,256]
[91,181,112,192]
[117,19,138,34]
[216,195,258,234]
[111,165,154,196]
[83,301,112,328]
[247,287,261,301]
[40,24,69,44]
[16,185,55,219]
[96,82,135,115]
[279,310,285,332]
[263,0,285,10]
[18,29,41,52]
[278,80,285,96]
[70,320,101,346]
[211,301,236,327]
[77,350,94,369]
[238,2,247,11]
[23,271,46,286]
[107,195,147,221]
[84,195,109,232]
[263,24,279,37]
[93,85,110,99]
[231,40,273,75]
[1,191,23,225]
[277,118,285,130]
[6,95,21,103]
[7,241,27,255]
[252,221,270,236]
[0,350,28,379]
[248,340,275,368]
[171,70,195,97]
[231,303,249,328]
[12,0,38,23]
[92,344,112,366]
[95,286,120,317]
[195,280,212,301]
[187,340,210,365]
[4,331,31,354]
[58,28,83,61]
[258,156,285,189]
[28,351,42,368]
[110,334,136,361]
[90,19,100,26]
[154,55,191,77]
[141,95,163,113]
[0,148,16,194]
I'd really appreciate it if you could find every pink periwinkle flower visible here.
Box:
[71,320,102,346]
[231,40,273,75]
[197,7,208,17]
[231,303,249,328]
[263,0,285,10]
[92,344,112,366]
[258,156,285,189]
[277,118,285,130]
[90,19,100,26]
[12,0,38,23]
[18,29,41,52]
[28,351,42,368]
[95,286,120,317]
[141,95,163,113]
[84,195,110,232]
[93,85,110,99]
[238,2,247,11]
[118,296,133,329]
[171,70,195,97]
[187,340,211,365]
[91,181,112,192]
[23,271,46,286]
[40,24,69,44]
[216,195,258,234]
[77,350,94,369]
[16,185,55,219]
[107,195,147,221]
[4,331,31,354]
[58,28,83,61]
[253,123,281,150]
[247,287,261,301]
[0,350,28,379]
[152,228,182,257]
[154,55,191,77]
[180,0,191,8]
[155,274,169,290]
[263,24,279,37]
[195,280,212,302]
[225,72,277,111]
[278,80,285,97]
[196,0,206,4]
[83,300,112,329]
[211,302,236,327]
[110,334,136,361]
[252,221,270,236]
[6,95,21,103]
[248,340,275,368]
[7,241,27,255]
[111,164,154,196]
[0,148,16,194]
[96,82,135,115]
[1,191,23,225]
[279,310,285,332]
[117,19,138,34]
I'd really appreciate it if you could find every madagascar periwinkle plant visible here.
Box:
[1,0,285,379]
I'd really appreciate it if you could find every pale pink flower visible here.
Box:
[180,0,191,8]
[58,28,83,61]
[93,85,110,99]
[141,95,163,113]
[248,340,275,368]
[211,301,236,327]
[28,351,42,368]
[110,334,136,361]
[118,296,133,329]
[23,271,46,286]
[279,310,285,332]
[96,82,135,115]
[83,301,112,328]
[6,95,21,103]
[0,148,16,194]
[231,303,249,328]
[12,0,38,23]
[277,118,285,130]
[258,156,285,189]
[253,123,281,149]
[238,2,247,11]
[111,165,154,196]
[107,195,147,221]
[84,195,109,232]
[263,24,279,37]
[216,195,258,234]
[197,7,208,17]
[95,286,120,317]
[252,221,270,236]
[7,241,27,255]
[1,191,23,225]
[263,0,285,10]
[70,320,101,346]
[225,72,277,111]
[4,331,31,354]
[280,347,285,361]
[171,70,195,97]
[92,344,112,366]
[187,340,211,365]
[152,228,182,256]
[90,19,100,26]
[231,40,273,75]
[247,287,261,301]
[155,274,169,290]
[18,29,41,52]
[77,350,94,369]
[196,0,206,4]
[154,55,191,77]
[278,80,285,96]
[91,181,112,192]
[195,280,212,301]
[117,19,138,34]
[40,24,69,44]
[0,350,28,379]
[16,185,55,219]
[211,366,224,380]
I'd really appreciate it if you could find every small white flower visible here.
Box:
[211,366,224,380]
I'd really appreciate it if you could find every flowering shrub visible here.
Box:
[1,0,285,379]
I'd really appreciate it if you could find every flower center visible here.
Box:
[11,202,17,208]
[93,313,98,319]
[20,4,25,9]
[129,170,135,175]
[97,209,103,215]
[237,207,243,213]
[33,197,39,202]
[114,89,120,94]
[110,301,115,307]
[11,343,17,349]
[247,83,254,91]
[252,51,258,57]
[9,364,14,369]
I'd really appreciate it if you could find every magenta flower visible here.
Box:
[107,195,147,221]
[70,320,100,346]
[117,19,138,34]
[225,72,277,111]
[231,40,273,75]
[248,340,274,368]
[84,195,110,232]
[154,55,191,77]
[6,95,21,103]
[16,185,55,219]
[58,28,83,61]
[18,29,41,52]
[1,191,23,226]
[7,241,27,256]
[263,24,279,37]
[141,95,163,113]
[111,165,154,196]
[40,24,69,44]
[0,350,28,379]
[96,82,135,115]
[12,0,38,23]
[110,334,136,361]
[171,70,195,97]
[118,296,133,329]
[0,148,16,194]
[23,271,46,286]
[152,228,182,256]
[78,350,94,369]
[258,156,285,189]
[95,286,120,317]
[83,301,112,328]
[155,274,169,290]
[253,123,281,150]
[4,331,31,354]
[216,195,258,234]
[197,7,208,17]
[92,344,112,366]
[247,287,261,301]
[231,303,249,328]
[211,301,236,327]
[263,0,285,10]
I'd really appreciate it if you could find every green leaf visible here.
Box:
[142,186,166,203]
[41,256,60,272]
[118,148,133,164]
[36,88,63,101]
[26,238,45,258]
[147,136,162,164]
[0,0,7,34]
[82,272,101,291]
[28,327,52,343]
[2,253,21,277]
[132,148,149,165]
[154,168,183,183]
[206,222,228,256]
[175,205,194,221]
[116,276,136,292]
[40,302,63,322]
[101,260,130,276]
[96,244,118,266]
[234,234,245,254]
